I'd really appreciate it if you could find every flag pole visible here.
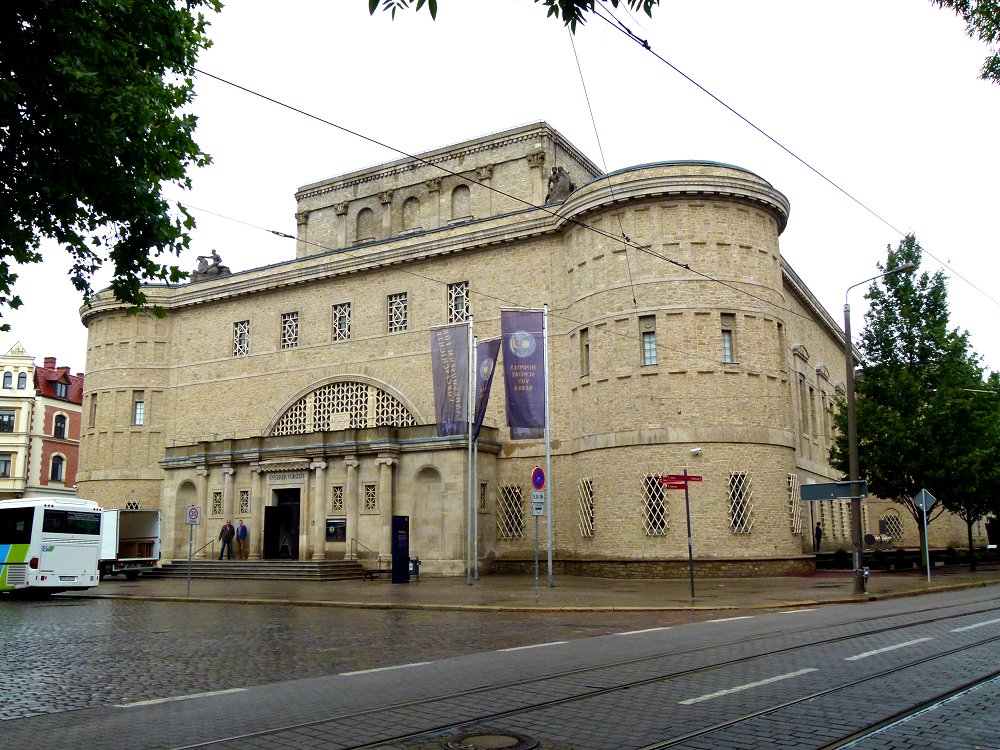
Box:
[473,335,479,581]
[466,315,474,586]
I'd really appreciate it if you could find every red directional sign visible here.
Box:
[662,482,688,490]
[660,475,703,484]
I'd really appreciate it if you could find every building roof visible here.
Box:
[34,362,84,404]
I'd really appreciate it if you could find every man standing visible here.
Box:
[219,519,235,560]
[814,522,824,553]
[235,519,248,560]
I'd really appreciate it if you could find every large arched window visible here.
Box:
[54,414,67,439]
[270,380,416,436]
[50,455,65,482]
[2,372,11,389]
[17,372,26,389]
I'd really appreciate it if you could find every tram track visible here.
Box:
[171,599,1000,750]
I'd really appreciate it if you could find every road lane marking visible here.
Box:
[615,627,673,636]
[340,661,430,675]
[499,641,567,652]
[679,668,817,705]
[118,688,247,707]
[780,608,816,614]
[951,617,1000,633]
[844,637,932,661]
[705,616,754,623]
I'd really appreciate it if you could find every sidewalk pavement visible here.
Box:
[68,564,1000,612]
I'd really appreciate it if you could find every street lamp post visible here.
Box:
[844,262,916,595]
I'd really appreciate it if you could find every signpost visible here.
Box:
[799,480,868,502]
[659,471,702,598]
[913,489,938,583]
[184,505,201,597]
[531,468,545,600]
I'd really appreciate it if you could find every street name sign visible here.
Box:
[659,475,703,484]
[662,482,688,490]
[800,480,868,502]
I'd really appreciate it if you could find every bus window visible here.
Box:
[0,507,34,544]
[41,510,102,535]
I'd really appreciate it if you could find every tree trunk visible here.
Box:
[967,519,976,572]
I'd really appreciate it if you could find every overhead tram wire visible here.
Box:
[171,196,796,378]
[590,4,1000,310]
[187,66,844,334]
[567,29,639,308]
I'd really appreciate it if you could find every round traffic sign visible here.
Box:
[186,505,201,525]
[531,467,545,490]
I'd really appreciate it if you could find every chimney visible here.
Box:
[43,357,56,369]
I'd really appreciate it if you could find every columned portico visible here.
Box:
[311,459,327,560]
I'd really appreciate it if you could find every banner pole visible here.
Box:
[473,335,479,581]
[467,316,474,585]
[543,304,553,588]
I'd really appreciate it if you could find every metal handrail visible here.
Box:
[190,539,215,559]
[349,537,377,560]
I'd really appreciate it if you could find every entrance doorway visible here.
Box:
[264,488,300,559]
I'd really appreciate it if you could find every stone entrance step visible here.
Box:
[148,559,366,581]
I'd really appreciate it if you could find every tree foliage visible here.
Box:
[830,235,1000,557]
[368,0,658,31]
[932,0,1000,84]
[0,0,221,325]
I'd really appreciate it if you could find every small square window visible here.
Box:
[448,281,470,323]
[332,303,351,341]
[281,312,299,350]
[233,320,250,357]
[388,293,408,333]
[132,391,145,426]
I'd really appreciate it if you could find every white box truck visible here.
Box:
[99,509,161,580]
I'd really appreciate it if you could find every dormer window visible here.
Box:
[55,381,68,399]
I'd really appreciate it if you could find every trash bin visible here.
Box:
[408,557,420,582]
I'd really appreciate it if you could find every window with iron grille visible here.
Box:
[233,320,250,357]
[363,484,378,512]
[211,491,223,517]
[578,478,595,537]
[448,281,470,323]
[239,490,250,516]
[479,482,488,512]
[640,315,657,366]
[332,302,351,341]
[879,512,903,541]
[331,485,344,513]
[124,501,141,510]
[642,474,668,536]
[388,293,408,333]
[497,484,524,540]
[787,473,803,534]
[281,312,299,350]
[728,471,754,534]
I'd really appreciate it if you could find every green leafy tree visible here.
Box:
[830,235,997,568]
[0,0,221,326]
[368,0,658,30]
[932,1,1000,84]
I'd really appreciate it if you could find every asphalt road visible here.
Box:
[2,587,998,749]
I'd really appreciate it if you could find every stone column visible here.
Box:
[334,202,349,249]
[344,456,359,558]
[311,460,328,560]
[476,164,493,217]
[425,178,441,229]
[194,467,209,559]
[376,456,396,561]
[222,466,235,521]
[527,151,546,206]
[301,468,312,561]
[379,190,393,239]
[249,464,264,560]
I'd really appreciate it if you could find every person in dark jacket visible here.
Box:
[219,520,235,560]
[814,522,824,553]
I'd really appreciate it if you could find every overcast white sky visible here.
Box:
[4,0,998,376]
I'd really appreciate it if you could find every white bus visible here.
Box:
[0,497,103,596]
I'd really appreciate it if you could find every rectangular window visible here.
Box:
[331,485,345,513]
[0,410,14,433]
[388,293,408,333]
[640,315,657,366]
[721,313,736,363]
[332,302,351,341]
[132,391,145,426]
[479,482,488,512]
[50,456,64,482]
[211,491,223,517]
[233,320,250,357]
[239,490,250,516]
[642,474,667,536]
[447,281,471,323]
[497,485,524,540]
[42,509,101,535]
[578,478,595,537]
[0,453,12,478]
[89,394,97,428]
[579,327,590,376]
[728,471,754,534]
[55,381,68,399]
[363,483,378,512]
[0,506,33,543]
[281,312,299,350]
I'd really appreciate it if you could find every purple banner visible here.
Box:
[473,338,502,441]
[501,309,545,440]
[430,324,470,437]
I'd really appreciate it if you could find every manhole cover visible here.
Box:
[442,731,538,750]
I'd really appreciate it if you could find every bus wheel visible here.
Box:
[125,571,140,581]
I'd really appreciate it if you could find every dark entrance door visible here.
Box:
[263,489,300,560]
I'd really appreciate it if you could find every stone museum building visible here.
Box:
[76,122,987,576]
